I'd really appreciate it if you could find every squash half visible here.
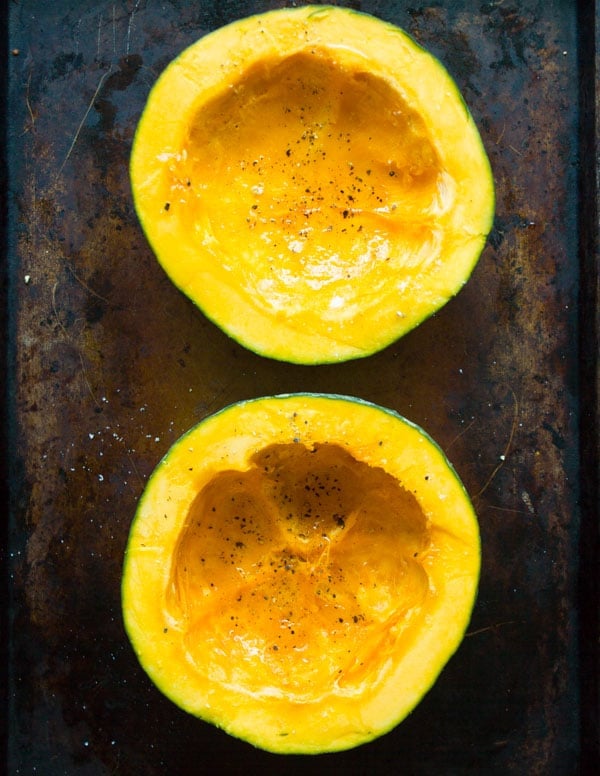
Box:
[122,394,480,753]
[130,6,494,364]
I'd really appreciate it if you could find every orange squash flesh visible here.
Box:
[130,6,495,363]
[122,395,480,753]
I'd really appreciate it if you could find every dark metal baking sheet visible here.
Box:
[3,0,598,773]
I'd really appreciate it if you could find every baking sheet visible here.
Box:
[4,0,597,773]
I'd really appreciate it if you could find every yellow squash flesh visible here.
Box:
[130,6,494,364]
[122,394,480,753]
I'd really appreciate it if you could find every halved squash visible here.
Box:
[122,394,480,753]
[130,6,494,364]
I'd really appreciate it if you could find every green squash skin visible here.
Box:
[122,393,480,754]
[130,6,495,365]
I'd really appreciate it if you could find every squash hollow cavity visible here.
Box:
[167,442,432,701]
[164,49,449,317]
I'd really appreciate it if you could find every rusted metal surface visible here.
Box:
[5,0,596,773]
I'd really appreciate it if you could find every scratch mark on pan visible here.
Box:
[446,418,476,450]
[24,69,36,134]
[97,12,102,59]
[126,451,145,487]
[74,17,82,57]
[126,0,142,55]
[475,388,519,500]
[79,352,102,409]
[466,620,517,637]
[51,282,69,340]
[66,264,111,304]
[52,281,102,409]
[57,66,115,176]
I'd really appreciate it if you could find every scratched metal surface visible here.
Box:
[5,0,596,773]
